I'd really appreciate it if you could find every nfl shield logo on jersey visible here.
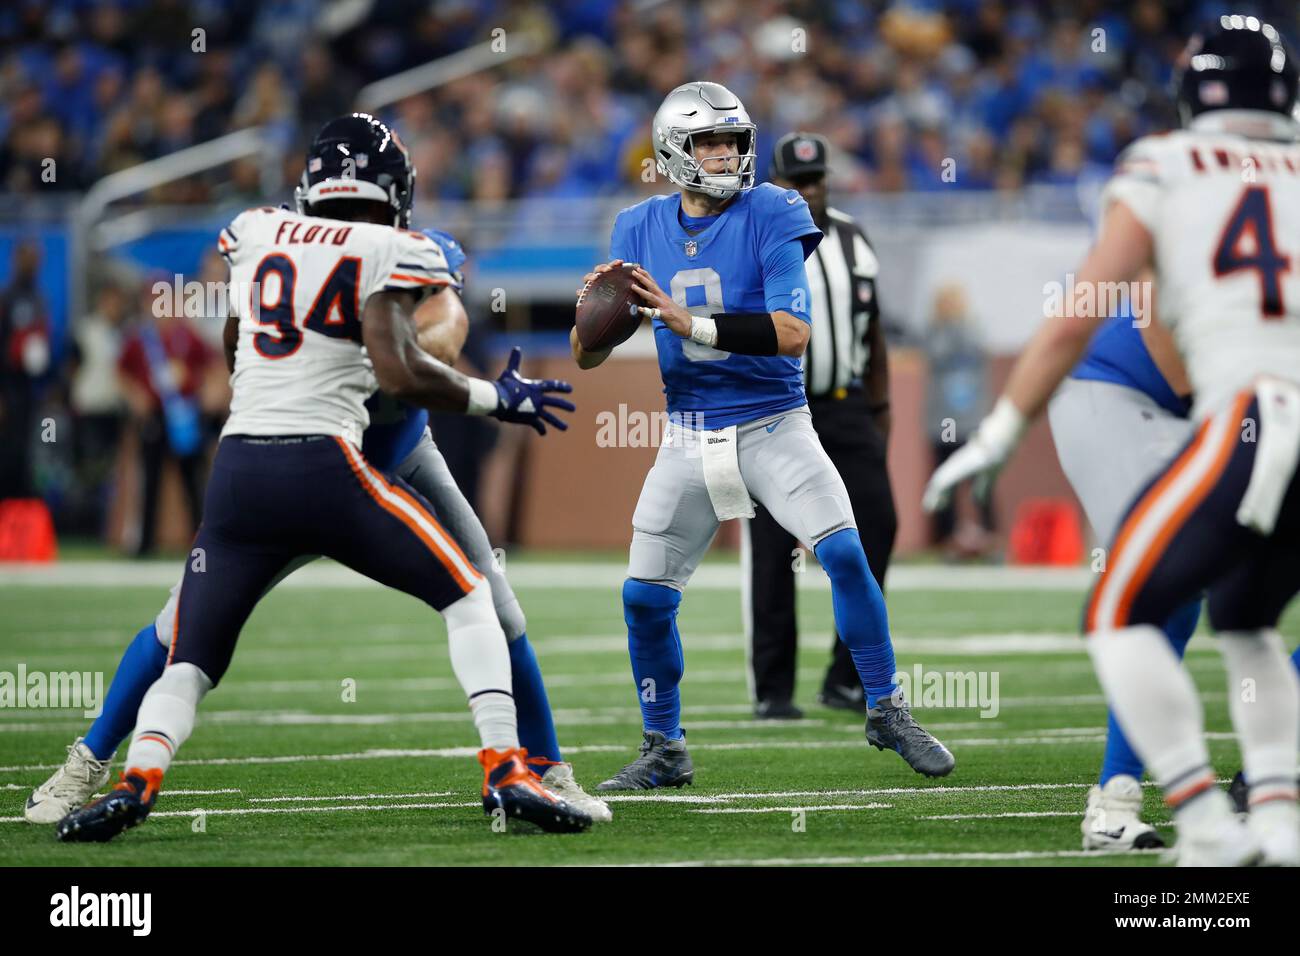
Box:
[684,240,698,258]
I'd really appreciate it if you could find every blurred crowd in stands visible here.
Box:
[5,0,1293,204]
[1,0,1296,550]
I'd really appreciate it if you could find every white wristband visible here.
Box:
[690,315,718,348]
[977,396,1028,459]
[465,377,500,416]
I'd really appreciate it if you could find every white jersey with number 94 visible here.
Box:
[218,206,452,444]
[1102,112,1300,420]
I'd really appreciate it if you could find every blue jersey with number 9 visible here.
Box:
[609,183,821,428]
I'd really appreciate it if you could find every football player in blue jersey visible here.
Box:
[27,227,611,827]
[1046,297,1200,850]
[571,82,954,789]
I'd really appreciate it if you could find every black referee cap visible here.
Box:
[771,131,828,179]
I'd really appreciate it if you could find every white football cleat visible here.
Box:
[24,738,112,824]
[540,763,613,823]
[1081,775,1164,851]
[1173,792,1261,867]
[1248,800,1300,867]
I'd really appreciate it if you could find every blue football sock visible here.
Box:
[508,633,563,766]
[623,579,685,739]
[814,528,896,708]
[83,623,169,761]
[1098,599,1199,786]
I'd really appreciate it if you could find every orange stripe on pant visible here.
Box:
[1164,773,1215,809]
[168,594,180,666]
[1086,391,1251,631]
[384,479,478,571]
[333,437,480,593]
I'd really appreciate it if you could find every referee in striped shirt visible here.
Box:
[742,132,897,719]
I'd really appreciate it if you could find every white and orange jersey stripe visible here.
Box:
[334,437,482,594]
[1086,389,1253,632]
[381,229,454,295]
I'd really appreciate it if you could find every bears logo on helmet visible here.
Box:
[295,113,416,228]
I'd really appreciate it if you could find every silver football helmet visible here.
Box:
[652,81,757,201]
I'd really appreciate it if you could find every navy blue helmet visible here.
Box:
[1175,15,1299,124]
[294,113,416,228]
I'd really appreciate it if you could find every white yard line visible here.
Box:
[0,560,1094,592]
[105,677,1120,698]
[10,628,1223,659]
[922,811,1082,820]
[0,713,824,732]
[692,803,893,814]
[0,703,762,724]
[674,719,826,730]
[247,791,454,803]
[195,669,813,693]
[0,730,1240,774]
[631,849,1143,866]
[568,783,1099,804]
[0,802,478,823]
[0,736,1118,775]
[0,776,1211,831]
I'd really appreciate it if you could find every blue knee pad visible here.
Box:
[623,579,685,739]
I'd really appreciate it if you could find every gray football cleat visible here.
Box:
[596,730,694,791]
[538,762,613,822]
[866,697,955,777]
[26,738,112,824]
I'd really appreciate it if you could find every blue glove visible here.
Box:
[489,347,575,435]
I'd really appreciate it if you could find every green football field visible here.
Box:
[2,558,1294,867]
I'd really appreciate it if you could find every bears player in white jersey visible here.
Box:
[572,82,954,789]
[924,17,1300,865]
[29,220,610,831]
[57,113,588,841]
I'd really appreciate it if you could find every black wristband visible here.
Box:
[710,313,779,356]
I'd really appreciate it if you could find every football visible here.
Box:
[575,262,642,352]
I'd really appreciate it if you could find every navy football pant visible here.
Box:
[170,435,480,684]
[1087,392,1300,635]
